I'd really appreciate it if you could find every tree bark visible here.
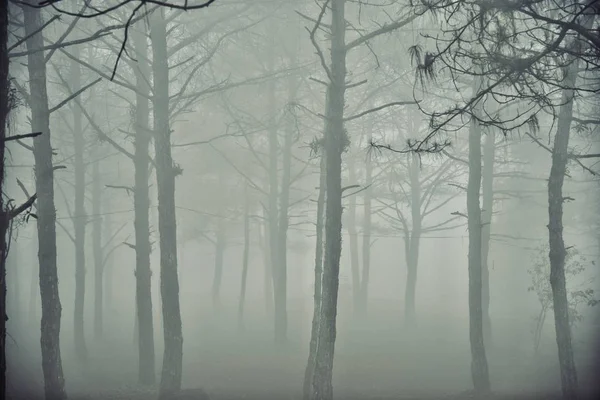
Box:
[311,1,347,398]
[481,130,495,348]
[132,23,155,386]
[150,9,183,398]
[304,151,326,400]
[23,4,67,399]
[467,76,490,394]
[92,159,103,340]
[70,43,88,362]
[548,53,582,400]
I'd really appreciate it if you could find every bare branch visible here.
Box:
[3,131,42,142]
[49,77,102,114]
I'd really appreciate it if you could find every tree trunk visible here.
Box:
[212,218,225,309]
[23,4,67,399]
[150,10,183,398]
[70,44,88,362]
[274,78,295,344]
[346,160,360,314]
[259,212,273,315]
[266,55,286,343]
[132,23,155,386]
[481,130,495,349]
[467,76,490,394]
[237,187,251,331]
[0,3,8,394]
[548,53,582,400]
[104,196,114,313]
[92,159,103,340]
[404,154,421,326]
[311,1,347,398]
[357,135,372,316]
[304,151,326,400]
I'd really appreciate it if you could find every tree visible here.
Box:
[21,4,66,399]
[528,244,598,355]
[303,1,419,398]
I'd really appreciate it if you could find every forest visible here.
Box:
[0,1,599,400]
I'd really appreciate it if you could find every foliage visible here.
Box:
[527,243,598,352]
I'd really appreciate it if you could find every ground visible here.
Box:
[7,302,599,400]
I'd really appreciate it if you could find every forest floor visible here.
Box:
[8,305,599,400]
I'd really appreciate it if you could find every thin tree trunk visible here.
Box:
[346,159,360,314]
[150,9,183,398]
[266,50,286,343]
[132,23,155,386]
[467,76,490,394]
[237,187,251,331]
[303,151,326,400]
[104,196,114,313]
[212,218,225,309]
[92,159,103,340]
[259,212,273,315]
[311,1,347,398]
[548,52,582,400]
[358,136,372,316]
[274,78,295,343]
[481,130,495,348]
[22,4,66,398]
[404,154,421,326]
[71,43,88,362]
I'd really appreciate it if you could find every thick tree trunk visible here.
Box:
[311,1,347,398]
[92,159,103,340]
[70,44,88,362]
[212,218,225,309]
[132,23,155,386]
[404,154,421,326]
[357,137,372,315]
[304,152,326,400]
[548,55,581,400]
[481,130,495,348]
[237,188,251,331]
[467,77,490,394]
[23,4,67,399]
[0,3,8,395]
[150,10,183,398]
[346,160,360,314]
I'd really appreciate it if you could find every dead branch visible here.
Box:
[48,77,101,114]
[2,131,42,142]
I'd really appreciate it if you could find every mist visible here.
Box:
[1,1,599,400]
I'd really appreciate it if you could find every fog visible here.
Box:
[2,1,600,400]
